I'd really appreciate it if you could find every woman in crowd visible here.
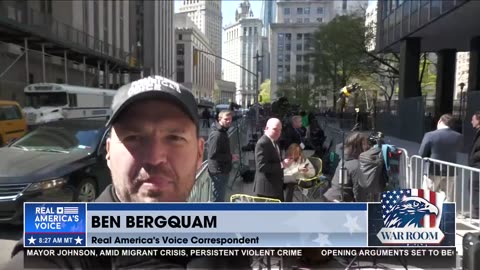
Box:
[324,132,371,202]
[284,143,316,201]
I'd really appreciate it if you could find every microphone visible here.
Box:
[336,83,362,103]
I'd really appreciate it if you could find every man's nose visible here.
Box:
[142,137,168,165]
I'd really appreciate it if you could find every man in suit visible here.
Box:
[419,113,463,202]
[469,112,480,218]
[253,118,289,201]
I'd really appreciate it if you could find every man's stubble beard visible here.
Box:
[110,165,198,203]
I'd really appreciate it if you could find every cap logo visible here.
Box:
[127,76,181,97]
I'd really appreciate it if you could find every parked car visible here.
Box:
[0,100,27,146]
[0,119,110,224]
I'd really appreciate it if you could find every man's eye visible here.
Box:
[167,135,186,142]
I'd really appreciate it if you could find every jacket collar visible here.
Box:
[96,184,120,202]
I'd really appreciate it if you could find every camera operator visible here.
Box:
[357,132,387,202]
[323,132,370,202]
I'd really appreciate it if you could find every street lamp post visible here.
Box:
[253,51,263,127]
[194,48,262,130]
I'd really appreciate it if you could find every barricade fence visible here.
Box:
[408,155,480,229]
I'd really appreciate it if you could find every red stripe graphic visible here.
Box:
[429,190,436,228]
[418,189,424,227]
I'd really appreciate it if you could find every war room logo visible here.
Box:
[376,189,446,245]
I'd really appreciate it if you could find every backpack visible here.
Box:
[358,146,386,201]
[381,144,403,190]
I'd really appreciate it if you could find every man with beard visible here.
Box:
[6,76,251,269]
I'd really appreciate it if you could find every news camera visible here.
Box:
[368,131,385,147]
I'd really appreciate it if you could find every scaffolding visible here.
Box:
[0,3,141,101]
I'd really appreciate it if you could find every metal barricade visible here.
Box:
[407,155,424,189]
[390,147,409,190]
[407,155,480,229]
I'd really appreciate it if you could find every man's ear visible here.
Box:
[106,137,111,168]
[197,138,205,170]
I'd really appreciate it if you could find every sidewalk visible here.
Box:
[223,117,465,269]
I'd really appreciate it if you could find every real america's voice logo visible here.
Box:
[376,189,446,245]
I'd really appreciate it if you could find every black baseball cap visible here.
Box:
[106,75,199,128]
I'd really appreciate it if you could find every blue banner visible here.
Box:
[24,198,455,248]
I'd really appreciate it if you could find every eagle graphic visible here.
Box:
[384,197,439,228]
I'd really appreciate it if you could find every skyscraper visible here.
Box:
[178,0,222,80]
[224,0,263,107]
[261,0,276,37]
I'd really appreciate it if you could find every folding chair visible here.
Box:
[229,194,282,270]
[295,157,329,202]
[230,194,281,203]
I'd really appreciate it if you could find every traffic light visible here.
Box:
[129,57,137,67]
[193,49,199,66]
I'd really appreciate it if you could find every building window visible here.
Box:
[297,33,303,40]
[179,34,183,40]
[296,55,302,62]
[176,44,184,55]
[304,7,310,14]
[244,27,247,36]
[286,33,292,41]
[317,7,324,14]
[249,27,252,36]
[317,17,323,23]
[286,44,291,51]
[285,54,291,62]
[285,65,290,72]
[284,7,290,15]
[254,27,257,34]
[296,65,302,72]
[296,43,303,51]
[296,18,303,23]
[297,7,303,14]
[342,0,347,10]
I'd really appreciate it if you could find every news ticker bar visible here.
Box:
[24,247,457,258]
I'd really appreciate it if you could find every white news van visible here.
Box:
[23,83,117,125]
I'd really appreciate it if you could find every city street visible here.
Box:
[1,0,480,269]
[0,224,22,269]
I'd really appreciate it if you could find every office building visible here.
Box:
[0,0,141,103]
[178,0,222,80]
[223,0,263,107]
[270,0,367,99]
[174,13,215,103]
